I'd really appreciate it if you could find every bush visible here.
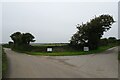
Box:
[2,44,10,48]
[11,45,33,52]
[99,38,108,46]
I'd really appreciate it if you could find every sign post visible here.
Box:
[47,48,52,52]
[84,47,89,51]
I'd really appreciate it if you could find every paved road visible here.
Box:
[4,47,118,78]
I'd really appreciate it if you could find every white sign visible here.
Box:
[84,47,89,51]
[47,48,52,52]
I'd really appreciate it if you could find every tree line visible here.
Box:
[8,14,118,51]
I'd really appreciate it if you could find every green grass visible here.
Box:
[0,46,1,78]
[2,48,8,77]
[27,45,115,56]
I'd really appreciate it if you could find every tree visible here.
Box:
[99,38,108,46]
[8,41,14,47]
[70,14,115,50]
[108,37,117,43]
[10,32,35,47]
[10,32,22,46]
[117,39,120,45]
[22,33,35,45]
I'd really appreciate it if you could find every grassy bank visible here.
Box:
[4,42,117,56]
[27,45,115,56]
[2,48,8,77]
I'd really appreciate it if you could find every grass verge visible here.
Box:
[27,45,115,56]
[2,48,8,77]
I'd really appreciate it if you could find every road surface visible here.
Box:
[4,47,118,78]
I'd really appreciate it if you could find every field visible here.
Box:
[30,43,68,47]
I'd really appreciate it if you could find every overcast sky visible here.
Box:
[1,1,118,43]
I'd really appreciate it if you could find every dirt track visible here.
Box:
[4,47,118,78]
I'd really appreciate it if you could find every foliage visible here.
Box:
[28,45,75,52]
[27,45,115,56]
[2,44,10,48]
[10,32,35,51]
[99,38,108,46]
[117,39,120,45]
[108,37,117,43]
[10,32,35,46]
[70,14,115,50]
[99,37,118,46]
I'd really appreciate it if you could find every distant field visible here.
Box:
[30,43,68,47]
